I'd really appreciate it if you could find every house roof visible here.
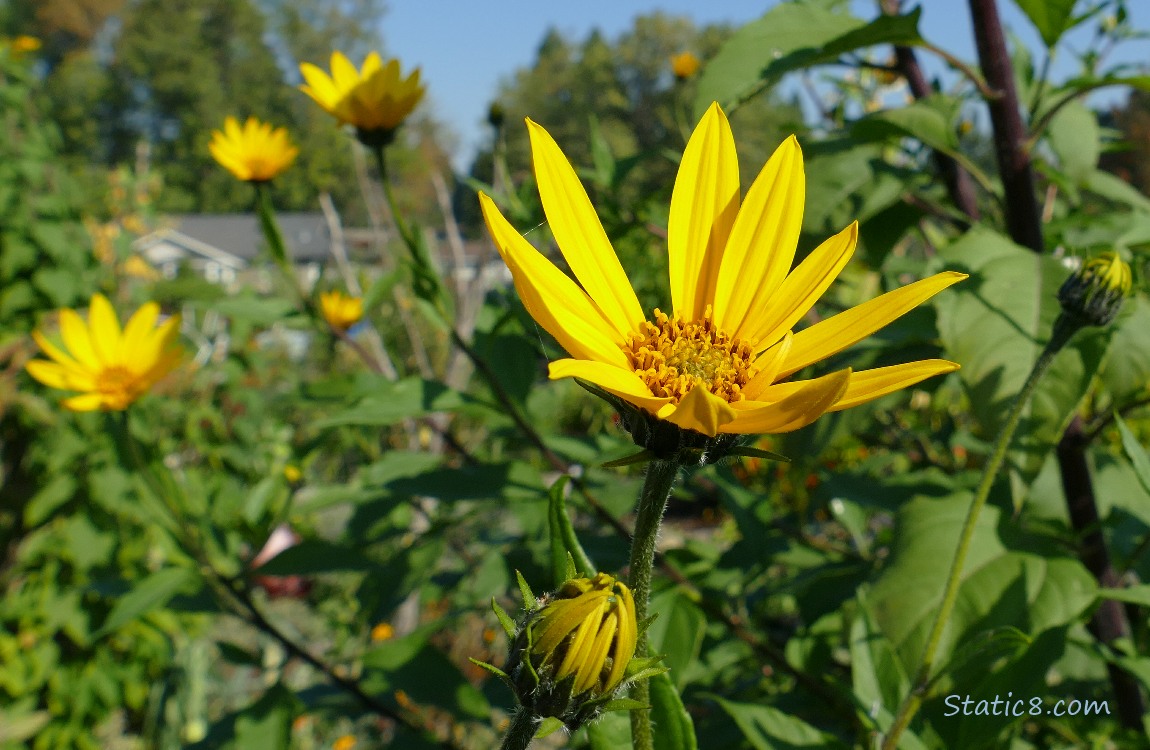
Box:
[136,213,332,266]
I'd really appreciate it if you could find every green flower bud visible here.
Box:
[506,573,638,731]
[1058,251,1132,327]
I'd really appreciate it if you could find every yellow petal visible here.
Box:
[664,385,737,437]
[87,294,122,364]
[577,611,618,693]
[713,136,805,338]
[548,359,672,414]
[668,102,740,321]
[58,309,100,370]
[605,585,636,692]
[32,328,88,375]
[723,368,850,434]
[25,359,94,391]
[479,193,628,367]
[527,119,643,337]
[828,359,959,412]
[60,393,107,412]
[330,51,360,92]
[743,331,793,400]
[779,272,967,379]
[745,222,857,349]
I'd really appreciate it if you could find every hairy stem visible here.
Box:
[498,709,539,750]
[628,460,679,750]
[881,319,1075,749]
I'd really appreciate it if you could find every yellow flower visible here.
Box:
[283,464,302,483]
[527,573,637,700]
[370,622,394,642]
[479,103,964,442]
[26,295,183,411]
[319,290,364,331]
[670,51,701,80]
[8,35,41,56]
[208,116,298,183]
[332,736,356,750]
[299,52,424,143]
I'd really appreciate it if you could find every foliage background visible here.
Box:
[2,0,1150,748]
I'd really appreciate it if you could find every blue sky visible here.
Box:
[382,1,1148,170]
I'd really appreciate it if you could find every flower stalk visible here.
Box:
[499,709,538,750]
[627,460,679,750]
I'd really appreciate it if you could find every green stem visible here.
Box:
[880,317,1078,749]
[498,709,538,750]
[372,145,417,252]
[628,460,679,750]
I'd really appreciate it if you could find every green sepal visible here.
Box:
[636,612,659,640]
[597,698,651,713]
[547,477,596,588]
[624,655,665,676]
[516,570,538,611]
[601,449,656,468]
[626,665,671,684]
[534,717,565,738]
[725,446,791,463]
[564,553,578,582]
[491,597,517,639]
[468,657,510,681]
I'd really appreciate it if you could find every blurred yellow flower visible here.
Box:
[26,294,182,411]
[283,464,302,483]
[120,255,160,281]
[370,622,394,642]
[670,51,701,80]
[208,116,298,183]
[479,103,964,439]
[319,290,363,331]
[299,52,424,143]
[332,736,356,750]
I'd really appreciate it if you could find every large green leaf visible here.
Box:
[869,494,1097,672]
[647,588,706,690]
[714,697,850,749]
[694,4,922,117]
[935,228,1111,494]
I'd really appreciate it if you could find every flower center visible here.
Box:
[96,366,137,401]
[623,307,756,404]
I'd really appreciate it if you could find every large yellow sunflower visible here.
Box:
[26,295,183,411]
[479,103,964,439]
[299,51,424,139]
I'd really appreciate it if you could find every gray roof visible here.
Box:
[145,213,332,264]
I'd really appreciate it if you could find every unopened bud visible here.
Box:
[1057,251,1131,327]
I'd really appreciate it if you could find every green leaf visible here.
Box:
[1013,0,1078,47]
[1100,296,1150,402]
[649,671,697,750]
[254,539,373,575]
[1084,170,1150,212]
[1046,100,1099,183]
[94,567,201,638]
[314,377,477,428]
[1098,584,1150,607]
[233,684,294,750]
[869,494,1097,671]
[936,227,1111,494]
[536,717,565,738]
[586,710,631,749]
[1115,414,1150,499]
[205,295,296,325]
[548,476,596,586]
[694,4,921,117]
[715,697,850,749]
[23,474,76,526]
[646,589,705,689]
[854,96,960,154]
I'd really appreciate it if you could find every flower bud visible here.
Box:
[1057,251,1131,327]
[670,51,701,80]
[506,573,637,731]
